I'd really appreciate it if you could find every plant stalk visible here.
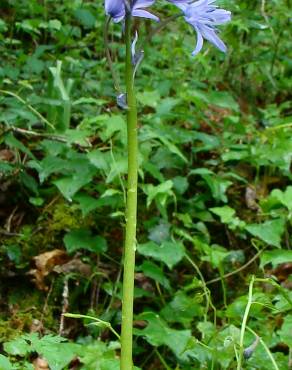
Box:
[120,14,138,370]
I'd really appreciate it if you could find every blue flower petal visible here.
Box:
[132,9,159,21]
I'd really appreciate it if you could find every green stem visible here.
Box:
[237,275,255,370]
[120,14,138,370]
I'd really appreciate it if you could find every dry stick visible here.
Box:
[3,125,91,148]
[59,277,69,336]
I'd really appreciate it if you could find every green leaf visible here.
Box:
[140,261,171,290]
[4,335,31,356]
[137,90,160,108]
[143,180,173,208]
[210,206,235,223]
[136,312,192,361]
[0,354,13,370]
[245,218,285,247]
[278,315,292,347]
[160,290,203,325]
[64,229,107,254]
[74,193,101,217]
[54,172,93,201]
[138,240,185,269]
[74,9,96,28]
[99,116,126,142]
[172,176,189,195]
[5,133,35,159]
[202,175,232,203]
[270,186,292,212]
[260,249,292,268]
[88,149,108,171]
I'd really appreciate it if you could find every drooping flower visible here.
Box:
[105,0,125,22]
[105,0,159,23]
[169,0,231,56]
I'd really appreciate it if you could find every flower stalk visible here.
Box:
[120,14,138,370]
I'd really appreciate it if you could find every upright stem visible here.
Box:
[237,275,255,370]
[120,14,138,370]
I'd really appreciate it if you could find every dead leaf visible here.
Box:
[28,249,69,290]
[53,258,91,277]
[245,185,260,211]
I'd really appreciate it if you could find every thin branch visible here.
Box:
[1,89,55,130]
[206,248,265,285]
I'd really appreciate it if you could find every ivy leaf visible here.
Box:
[278,315,292,347]
[0,355,12,370]
[260,250,292,268]
[210,206,235,223]
[270,186,292,212]
[54,172,93,201]
[88,149,108,171]
[160,290,203,325]
[64,229,107,254]
[245,218,285,247]
[74,193,101,217]
[138,241,185,269]
[4,335,31,356]
[140,261,171,290]
[135,312,192,361]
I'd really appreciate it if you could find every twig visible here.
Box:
[59,277,69,336]
[206,248,265,285]
[5,206,18,232]
[0,89,55,130]
[2,125,91,148]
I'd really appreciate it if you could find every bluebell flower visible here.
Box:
[105,0,159,23]
[169,0,231,55]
